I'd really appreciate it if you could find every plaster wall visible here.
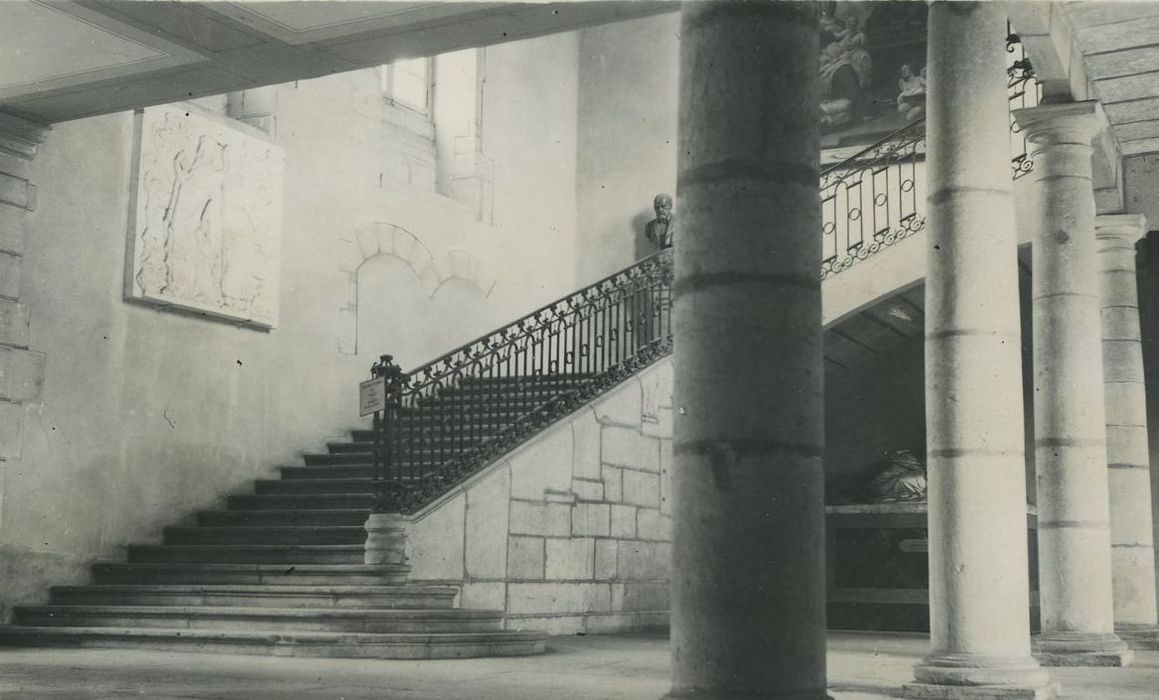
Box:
[575,13,680,285]
[0,34,585,619]
[483,32,581,311]
[407,358,674,634]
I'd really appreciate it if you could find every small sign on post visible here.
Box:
[359,377,387,416]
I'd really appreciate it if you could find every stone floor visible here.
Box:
[0,631,1155,699]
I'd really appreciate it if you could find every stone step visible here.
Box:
[164,526,367,546]
[433,385,582,401]
[198,509,370,527]
[15,605,504,634]
[397,402,545,420]
[50,584,457,610]
[127,544,365,565]
[325,438,499,455]
[350,419,513,439]
[302,453,456,467]
[92,562,408,586]
[278,464,376,480]
[254,478,438,495]
[0,626,547,659]
[457,374,592,388]
[227,493,373,510]
[412,398,558,414]
[277,464,441,480]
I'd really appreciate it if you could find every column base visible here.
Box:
[1114,623,1159,648]
[662,691,831,700]
[904,654,1055,699]
[900,682,1059,700]
[913,654,1051,687]
[1032,632,1133,666]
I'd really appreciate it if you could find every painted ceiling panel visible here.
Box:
[0,1,167,91]
[1065,2,1159,28]
[97,2,267,53]
[1074,15,1159,55]
[207,1,494,45]
[1092,71,1159,103]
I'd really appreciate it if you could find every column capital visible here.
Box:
[1013,100,1106,146]
[1096,213,1149,243]
[0,112,49,161]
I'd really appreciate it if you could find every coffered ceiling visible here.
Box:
[0,0,676,124]
[1063,1,1159,155]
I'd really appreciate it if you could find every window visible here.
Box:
[381,58,432,116]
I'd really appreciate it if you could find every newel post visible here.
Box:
[361,355,411,569]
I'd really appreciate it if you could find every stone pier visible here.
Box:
[1095,213,1159,634]
[1015,101,1133,667]
[904,4,1054,698]
[667,3,826,699]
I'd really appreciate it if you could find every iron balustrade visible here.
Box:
[1008,30,1042,180]
[365,249,673,514]
[362,35,1042,514]
[821,118,927,280]
[820,31,1040,278]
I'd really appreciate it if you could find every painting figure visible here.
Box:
[819,11,872,128]
[896,63,927,121]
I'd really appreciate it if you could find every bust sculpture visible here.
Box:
[645,193,674,249]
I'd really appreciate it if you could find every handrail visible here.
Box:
[820,117,927,179]
[819,31,1040,278]
[365,249,673,514]
[407,248,669,384]
[360,34,1043,515]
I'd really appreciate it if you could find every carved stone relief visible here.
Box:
[126,103,283,328]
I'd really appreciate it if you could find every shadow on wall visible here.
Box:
[632,211,657,262]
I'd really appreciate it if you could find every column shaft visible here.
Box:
[669,3,825,699]
[905,4,1053,698]
[1014,101,1132,666]
[1096,214,1159,629]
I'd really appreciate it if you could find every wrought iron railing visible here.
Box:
[820,31,1040,277]
[821,118,927,279]
[361,34,1043,514]
[364,249,673,514]
[1007,30,1042,179]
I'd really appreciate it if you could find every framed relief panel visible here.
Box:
[125,102,283,329]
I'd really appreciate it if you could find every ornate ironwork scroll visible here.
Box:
[1007,31,1041,179]
[362,33,1042,514]
[821,118,928,280]
[820,30,1039,279]
[366,250,673,514]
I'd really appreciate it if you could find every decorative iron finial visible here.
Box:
[371,354,409,397]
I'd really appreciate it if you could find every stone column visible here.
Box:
[0,113,48,464]
[1096,213,1159,631]
[1014,101,1132,666]
[903,4,1055,699]
[668,3,826,699]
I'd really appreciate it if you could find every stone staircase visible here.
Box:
[0,376,604,658]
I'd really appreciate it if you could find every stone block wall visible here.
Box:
[407,357,674,633]
[0,114,47,464]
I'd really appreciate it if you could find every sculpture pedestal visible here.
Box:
[825,504,1040,633]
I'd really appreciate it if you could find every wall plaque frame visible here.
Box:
[125,102,283,329]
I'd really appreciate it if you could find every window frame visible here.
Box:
[380,57,434,119]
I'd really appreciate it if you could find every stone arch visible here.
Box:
[336,225,495,355]
[337,223,436,355]
[428,249,496,299]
